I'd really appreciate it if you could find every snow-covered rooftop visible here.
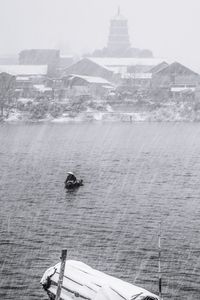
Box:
[123,73,152,79]
[88,57,165,68]
[0,65,48,76]
[69,74,112,85]
[16,76,30,81]
[33,84,52,92]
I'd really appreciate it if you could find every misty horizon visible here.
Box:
[1,0,200,71]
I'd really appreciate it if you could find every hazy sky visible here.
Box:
[1,0,200,71]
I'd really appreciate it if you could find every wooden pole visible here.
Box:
[55,249,67,300]
[158,225,163,300]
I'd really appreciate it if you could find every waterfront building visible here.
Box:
[63,74,113,99]
[152,62,200,89]
[0,65,48,98]
[0,65,48,83]
[63,57,166,88]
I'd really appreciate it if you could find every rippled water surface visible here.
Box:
[1,122,200,300]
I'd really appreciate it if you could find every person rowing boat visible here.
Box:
[65,172,77,184]
[64,172,83,190]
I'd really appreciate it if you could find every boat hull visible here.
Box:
[40,260,159,300]
[65,180,83,190]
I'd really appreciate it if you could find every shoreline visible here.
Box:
[2,95,200,123]
[2,110,200,123]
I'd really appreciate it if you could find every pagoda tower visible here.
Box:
[107,7,131,56]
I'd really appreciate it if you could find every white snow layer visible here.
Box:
[40,260,159,300]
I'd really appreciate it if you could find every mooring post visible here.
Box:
[158,224,163,300]
[55,249,67,300]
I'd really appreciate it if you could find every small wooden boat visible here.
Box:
[40,260,159,300]
[65,179,83,190]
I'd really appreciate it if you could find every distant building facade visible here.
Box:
[107,7,130,56]
[19,49,60,77]
[91,8,153,58]
[19,49,60,65]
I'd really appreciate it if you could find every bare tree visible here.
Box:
[0,72,15,118]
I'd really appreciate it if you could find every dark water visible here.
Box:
[1,122,200,300]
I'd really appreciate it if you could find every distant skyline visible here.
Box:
[1,0,200,71]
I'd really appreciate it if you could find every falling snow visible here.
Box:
[1,123,200,300]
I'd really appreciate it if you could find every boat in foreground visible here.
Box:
[65,179,83,190]
[40,260,159,300]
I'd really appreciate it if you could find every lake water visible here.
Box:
[1,122,200,300]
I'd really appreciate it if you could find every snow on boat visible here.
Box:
[40,260,159,300]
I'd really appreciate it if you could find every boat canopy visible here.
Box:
[41,260,159,300]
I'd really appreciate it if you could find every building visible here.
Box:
[19,49,60,77]
[0,65,48,79]
[89,57,165,78]
[152,62,200,90]
[123,73,152,88]
[59,55,74,69]
[107,7,130,56]
[0,65,48,98]
[33,84,52,98]
[63,57,168,89]
[62,74,114,99]
[63,58,114,81]
[122,61,169,88]
[19,49,60,65]
[91,8,153,58]
[148,62,169,74]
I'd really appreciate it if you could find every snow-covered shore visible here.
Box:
[3,107,200,123]
[2,98,200,123]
